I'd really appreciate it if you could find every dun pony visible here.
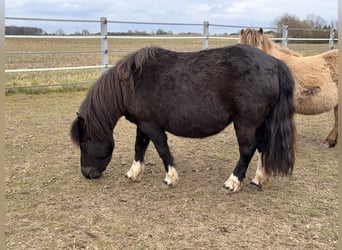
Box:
[240,28,338,148]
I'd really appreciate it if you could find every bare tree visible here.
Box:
[81,29,90,35]
[54,29,65,35]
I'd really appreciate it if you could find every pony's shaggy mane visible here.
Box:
[240,28,301,57]
[79,47,158,141]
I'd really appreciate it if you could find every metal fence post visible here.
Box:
[101,17,108,72]
[202,21,209,49]
[328,27,336,50]
[281,25,288,48]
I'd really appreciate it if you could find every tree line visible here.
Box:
[5,26,196,36]
[272,13,338,42]
[5,26,47,35]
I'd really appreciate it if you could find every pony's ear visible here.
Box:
[258,28,264,34]
[70,113,85,145]
[240,28,245,35]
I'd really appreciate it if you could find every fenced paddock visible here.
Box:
[5,17,338,90]
[5,17,338,249]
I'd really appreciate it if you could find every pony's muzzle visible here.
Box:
[81,166,103,179]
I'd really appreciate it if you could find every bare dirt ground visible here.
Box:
[5,91,337,249]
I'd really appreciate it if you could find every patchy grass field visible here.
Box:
[5,37,234,88]
[5,36,336,88]
[5,92,337,249]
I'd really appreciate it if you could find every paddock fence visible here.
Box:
[5,17,338,90]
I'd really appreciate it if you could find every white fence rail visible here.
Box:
[5,16,338,89]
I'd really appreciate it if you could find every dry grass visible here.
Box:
[5,36,335,88]
[5,92,338,249]
[5,37,338,249]
[5,37,234,88]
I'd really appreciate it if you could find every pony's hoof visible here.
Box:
[319,142,330,149]
[250,181,262,190]
[125,174,135,181]
[163,166,178,187]
[320,140,337,149]
[223,174,241,192]
[163,180,173,187]
[251,173,270,188]
[125,160,145,182]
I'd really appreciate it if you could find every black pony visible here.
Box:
[70,44,296,192]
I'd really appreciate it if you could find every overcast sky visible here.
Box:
[5,0,338,34]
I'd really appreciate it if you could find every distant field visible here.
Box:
[5,36,336,88]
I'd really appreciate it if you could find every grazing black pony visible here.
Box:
[70,44,296,192]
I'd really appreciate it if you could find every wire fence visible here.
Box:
[5,16,338,90]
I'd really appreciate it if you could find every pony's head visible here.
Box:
[240,28,264,49]
[70,47,156,179]
[70,113,114,179]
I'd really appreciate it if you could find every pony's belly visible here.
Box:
[294,80,338,115]
[165,112,232,138]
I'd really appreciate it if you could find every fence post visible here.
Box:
[202,21,209,49]
[328,27,336,50]
[101,17,108,72]
[281,25,288,48]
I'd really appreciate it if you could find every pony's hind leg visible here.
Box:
[224,126,257,192]
[125,128,150,182]
[321,105,338,148]
[250,152,270,188]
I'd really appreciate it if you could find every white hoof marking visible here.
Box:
[224,174,241,192]
[251,155,270,187]
[125,160,145,181]
[164,166,179,187]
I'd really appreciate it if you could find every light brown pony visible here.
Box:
[240,28,338,148]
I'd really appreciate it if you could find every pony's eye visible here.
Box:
[80,141,88,149]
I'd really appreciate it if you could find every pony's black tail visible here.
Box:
[261,59,296,176]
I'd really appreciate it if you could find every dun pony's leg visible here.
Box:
[321,105,338,148]
[250,152,270,188]
[139,123,178,186]
[125,128,150,181]
[224,126,257,192]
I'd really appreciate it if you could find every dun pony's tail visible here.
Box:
[262,59,296,176]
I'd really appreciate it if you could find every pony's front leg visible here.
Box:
[250,152,270,188]
[224,132,257,192]
[153,134,179,187]
[139,124,178,187]
[125,128,150,182]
